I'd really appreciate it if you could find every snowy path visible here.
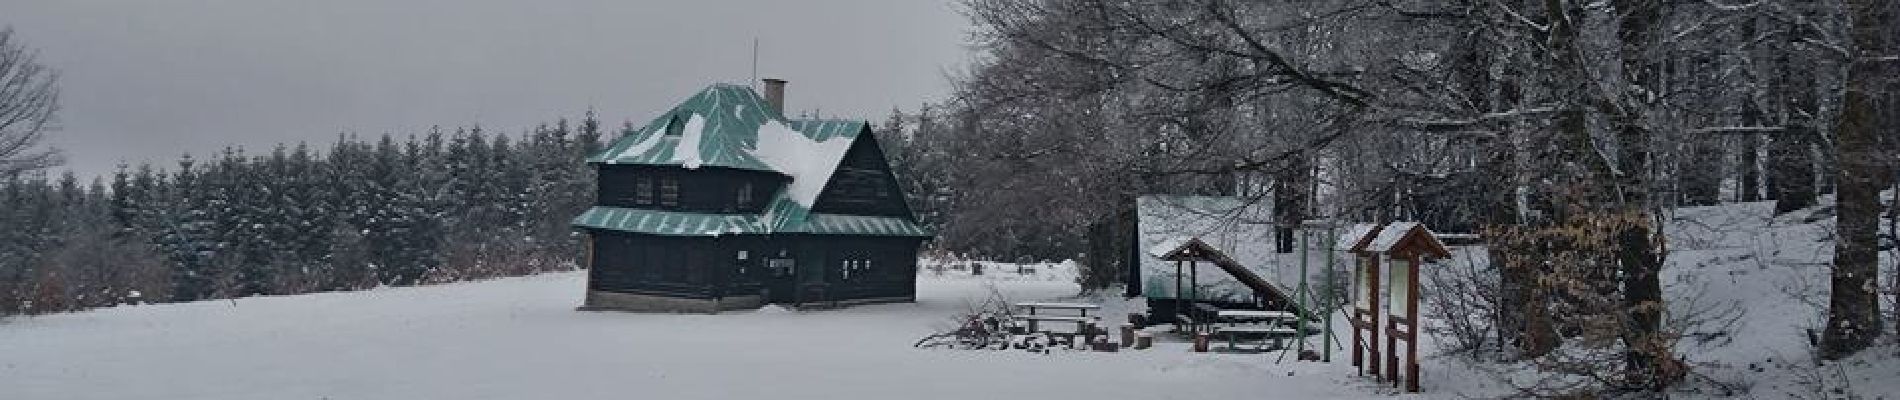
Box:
[0,271,1387,400]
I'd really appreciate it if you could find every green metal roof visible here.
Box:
[574,83,929,238]
[796,213,933,236]
[573,207,768,236]
[587,84,868,171]
[573,206,930,237]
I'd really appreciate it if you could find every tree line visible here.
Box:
[0,119,603,316]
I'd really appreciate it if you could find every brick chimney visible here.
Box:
[762,78,787,115]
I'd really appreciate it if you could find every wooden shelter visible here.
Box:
[1339,222,1450,393]
[1146,237,1311,324]
[1093,195,1313,324]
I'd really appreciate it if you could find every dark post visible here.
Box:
[1367,256,1381,379]
[1406,254,1422,392]
[1174,260,1184,330]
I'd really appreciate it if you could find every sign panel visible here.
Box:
[1388,258,1411,318]
[1355,256,1374,310]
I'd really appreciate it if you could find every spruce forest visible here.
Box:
[0,120,602,314]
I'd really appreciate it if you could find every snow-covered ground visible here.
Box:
[1652,200,1899,398]
[0,261,1386,400]
[2,200,1893,399]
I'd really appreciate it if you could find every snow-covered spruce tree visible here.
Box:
[159,154,219,301]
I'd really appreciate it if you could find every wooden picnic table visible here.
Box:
[1015,302,1102,318]
[1213,326,1299,351]
[1177,305,1302,351]
[1216,310,1295,321]
[1010,315,1103,348]
[1012,302,1104,348]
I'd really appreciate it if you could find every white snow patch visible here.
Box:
[1147,236,1193,258]
[610,119,671,162]
[1364,221,1420,253]
[671,114,707,169]
[1135,196,1290,301]
[1334,223,1378,250]
[750,120,853,206]
[0,267,1394,400]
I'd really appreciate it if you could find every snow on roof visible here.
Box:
[606,119,670,163]
[671,114,708,169]
[1365,222,1418,253]
[1135,195,1290,301]
[1335,223,1379,251]
[1147,236,1193,259]
[582,84,899,235]
[751,119,854,206]
[1364,221,1452,254]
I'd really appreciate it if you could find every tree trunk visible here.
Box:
[1613,0,1676,388]
[1820,0,1893,360]
[1680,138,1723,206]
[1273,157,1309,253]
[1771,13,1820,215]
[1739,101,1764,202]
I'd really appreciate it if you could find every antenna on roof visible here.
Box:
[750,38,760,91]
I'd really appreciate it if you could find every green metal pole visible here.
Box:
[1296,225,1309,357]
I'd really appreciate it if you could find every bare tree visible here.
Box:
[0,27,60,175]
[1819,0,1894,360]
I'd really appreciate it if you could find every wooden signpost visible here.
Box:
[1338,222,1450,393]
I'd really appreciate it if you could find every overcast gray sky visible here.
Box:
[2,0,973,180]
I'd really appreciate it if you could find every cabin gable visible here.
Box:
[810,131,913,218]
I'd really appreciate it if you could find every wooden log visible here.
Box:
[1120,323,1136,348]
[1134,332,1153,350]
[1193,332,1210,353]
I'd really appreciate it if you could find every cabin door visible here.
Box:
[764,257,797,304]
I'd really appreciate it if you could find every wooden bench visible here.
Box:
[1016,302,1102,318]
[1013,315,1102,348]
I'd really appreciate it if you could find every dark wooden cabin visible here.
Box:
[572,81,931,313]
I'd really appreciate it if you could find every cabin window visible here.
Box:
[767,258,795,278]
[663,115,684,136]
[736,182,754,209]
[634,176,655,205]
[839,257,872,281]
[660,176,680,207]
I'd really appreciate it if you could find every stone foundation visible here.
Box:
[579,290,913,313]
[579,291,764,314]
[800,295,915,310]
